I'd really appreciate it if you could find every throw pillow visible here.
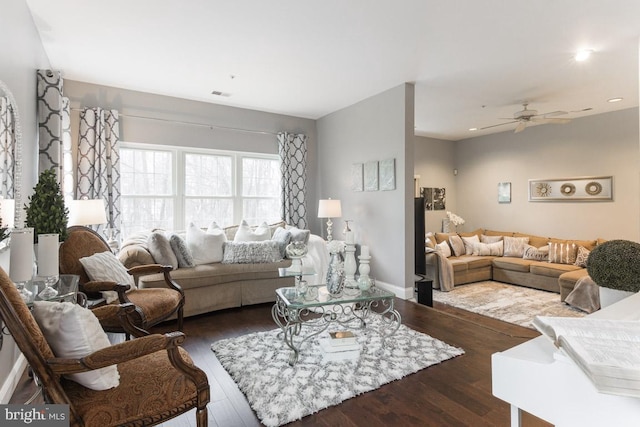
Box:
[207,221,222,233]
[32,301,120,390]
[448,235,466,257]
[271,227,292,259]
[461,235,480,255]
[234,220,271,242]
[472,241,504,256]
[436,241,452,258]
[503,236,530,257]
[480,234,503,244]
[222,241,282,264]
[186,222,226,265]
[523,245,550,261]
[169,234,195,268]
[425,232,436,249]
[574,245,590,268]
[287,227,311,244]
[147,231,179,270]
[549,242,578,265]
[79,251,135,304]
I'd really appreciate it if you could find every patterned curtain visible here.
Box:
[278,132,308,229]
[37,69,72,199]
[0,96,15,199]
[77,108,121,242]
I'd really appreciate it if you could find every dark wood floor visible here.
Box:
[12,299,552,427]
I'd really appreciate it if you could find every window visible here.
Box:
[120,143,281,236]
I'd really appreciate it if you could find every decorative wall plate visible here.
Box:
[529,176,612,201]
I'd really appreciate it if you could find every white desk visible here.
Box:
[492,292,640,427]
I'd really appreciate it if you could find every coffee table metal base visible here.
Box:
[272,291,401,366]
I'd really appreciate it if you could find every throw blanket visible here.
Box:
[425,248,454,291]
[564,275,600,313]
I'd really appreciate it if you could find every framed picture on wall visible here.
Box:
[351,163,363,191]
[498,182,511,203]
[364,161,379,191]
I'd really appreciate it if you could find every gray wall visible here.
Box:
[317,84,415,298]
[0,0,50,403]
[416,108,640,241]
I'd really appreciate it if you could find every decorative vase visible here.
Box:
[599,286,634,308]
[326,252,344,296]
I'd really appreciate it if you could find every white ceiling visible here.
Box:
[25,0,640,141]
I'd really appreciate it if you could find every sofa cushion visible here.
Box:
[186,222,226,265]
[484,229,515,237]
[530,261,581,278]
[523,245,549,261]
[492,257,532,272]
[462,256,494,269]
[147,231,179,270]
[472,241,503,256]
[503,236,529,257]
[461,235,479,255]
[548,242,578,265]
[515,232,548,248]
[480,234,503,243]
[449,235,466,257]
[574,245,590,268]
[448,258,469,273]
[550,237,598,251]
[222,241,282,264]
[234,220,271,242]
[436,241,451,257]
[118,245,155,268]
[435,232,457,244]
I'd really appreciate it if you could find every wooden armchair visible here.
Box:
[0,268,209,427]
[59,226,185,336]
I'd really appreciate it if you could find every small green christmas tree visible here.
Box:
[25,169,69,243]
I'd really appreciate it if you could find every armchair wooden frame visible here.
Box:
[0,269,209,427]
[59,226,185,336]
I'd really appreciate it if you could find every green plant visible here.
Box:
[587,239,640,292]
[25,169,68,242]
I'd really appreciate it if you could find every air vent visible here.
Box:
[211,90,231,97]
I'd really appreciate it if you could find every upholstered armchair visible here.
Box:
[0,268,209,427]
[59,226,185,336]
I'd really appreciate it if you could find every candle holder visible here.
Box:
[357,255,372,291]
[343,242,358,295]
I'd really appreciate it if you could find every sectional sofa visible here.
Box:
[425,229,604,301]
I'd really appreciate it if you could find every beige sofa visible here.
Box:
[426,229,604,301]
[117,222,308,318]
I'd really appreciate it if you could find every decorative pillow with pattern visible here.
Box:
[448,235,466,257]
[503,236,530,257]
[461,235,480,255]
[79,251,136,303]
[436,241,452,258]
[147,231,179,269]
[573,245,590,267]
[548,242,578,265]
[523,245,549,261]
[222,241,282,264]
[169,234,195,268]
[480,234,503,244]
[472,241,504,256]
[271,227,292,258]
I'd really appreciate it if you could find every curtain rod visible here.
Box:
[71,108,278,136]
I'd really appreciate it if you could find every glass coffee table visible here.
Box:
[272,284,401,365]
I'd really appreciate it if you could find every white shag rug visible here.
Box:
[433,280,585,329]
[211,314,464,427]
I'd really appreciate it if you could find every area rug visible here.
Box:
[211,314,464,427]
[433,280,584,329]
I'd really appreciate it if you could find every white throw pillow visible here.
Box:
[186,222,226,265]
[503,236,530,257]
[461,235,480,255]
[472,241,504,256]
[147,231,179,269]
[32,301,120,390]
[79,251,135,304]
[234,220,271,242]
[436,241,452,258]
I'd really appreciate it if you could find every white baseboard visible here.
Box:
[374,280,414,300]
[0,353,28,404]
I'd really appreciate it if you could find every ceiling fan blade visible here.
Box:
[531,117,571,124]
[541,110,568,117]
[514,122,527,133]
[481,120,517,130]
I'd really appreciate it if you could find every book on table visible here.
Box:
[327,330,357,346]
[533,316,640,398]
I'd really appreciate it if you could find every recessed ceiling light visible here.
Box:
[574,49,593,62]
[469,127,478,131]
[607,97,623,103]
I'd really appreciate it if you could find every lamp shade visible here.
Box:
[318,199,342,218]
[68,199,108,226]
[0,198,15,228]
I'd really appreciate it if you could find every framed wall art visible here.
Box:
[498,182,511,203]
[351,163,363,191]
[421,187,446,210]
[528,176,613,202]
[364,161,379,191]
[379,158,396,191]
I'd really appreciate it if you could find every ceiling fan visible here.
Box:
[482,103,572,133]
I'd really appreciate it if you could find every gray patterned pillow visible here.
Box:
[271,227,292,259]
[222,241,282,264]
[288,227,310,244]
[574,246,590,268]
[169,234,195,268]
[503,236,529,257]
[147,232,179,269]
[523,245,549,261]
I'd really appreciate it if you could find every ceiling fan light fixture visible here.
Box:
[607,97,623,103]
[469,127,478,131]
[574,49,593,62]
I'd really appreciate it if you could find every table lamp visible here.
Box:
[68,199,108,227]
[318,199,342,241]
